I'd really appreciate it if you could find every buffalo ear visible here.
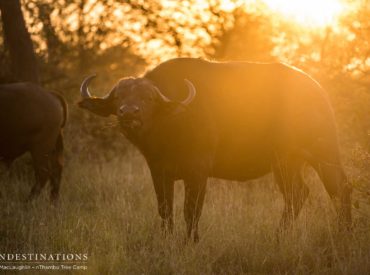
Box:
[78,98,114,117]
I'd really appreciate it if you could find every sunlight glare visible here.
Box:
[262,0,344,27]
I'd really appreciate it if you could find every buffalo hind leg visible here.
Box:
[312,161,352,229]
[183,174,207,242]
[151,167,175,234]
[273,158,309,230]
[308,137,352,229]
[28,151,51,201]
[50,133,64,202]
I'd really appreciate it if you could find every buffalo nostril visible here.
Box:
[133,106,139,113]
[119,105,127,115]
[119,105,139,117]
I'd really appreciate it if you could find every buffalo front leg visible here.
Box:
[151,169,175,234]
[273,158,309,230]
[183,175,207,242]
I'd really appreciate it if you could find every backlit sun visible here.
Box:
[261,0,345,27]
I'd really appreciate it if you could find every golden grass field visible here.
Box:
[0,125,369,275]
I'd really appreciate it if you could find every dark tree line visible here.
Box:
[0,0,39,83]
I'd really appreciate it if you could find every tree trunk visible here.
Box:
[78,0,87,72]
[0,0,39,83]
[37,3,61,62]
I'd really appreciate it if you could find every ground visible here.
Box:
[0,145,369,274]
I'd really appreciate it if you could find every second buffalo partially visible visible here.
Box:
[0,82,67,202]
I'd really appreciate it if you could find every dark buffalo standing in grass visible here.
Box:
[79,58,351,241]
[0,82,67,201]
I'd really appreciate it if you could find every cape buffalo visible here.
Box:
[79,58,351,241]
[0,82,67,202]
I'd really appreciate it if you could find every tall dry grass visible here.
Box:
[0,140,369,274]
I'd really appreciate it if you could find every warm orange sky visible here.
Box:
[187,0,346,27]
[261,0,345,27]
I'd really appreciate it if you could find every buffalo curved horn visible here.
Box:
[153,79,197,105]
[153,86,172,103]
[80,74,97,98]
[182,79,196,105]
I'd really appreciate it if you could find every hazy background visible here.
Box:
[0,0,369,274]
